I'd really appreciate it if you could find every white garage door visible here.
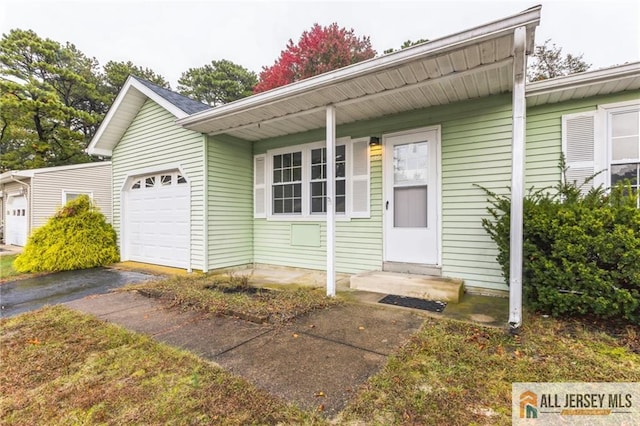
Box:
[5,194,28,246]
[124,172,189,268]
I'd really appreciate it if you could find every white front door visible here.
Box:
[383,128,440,264]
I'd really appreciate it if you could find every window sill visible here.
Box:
[259,215,354,222]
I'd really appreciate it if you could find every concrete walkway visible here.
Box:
[65,291,425,416]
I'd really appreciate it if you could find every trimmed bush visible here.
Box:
[14,195,119,273]
[480,171,640,324]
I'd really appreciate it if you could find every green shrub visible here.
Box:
[480,166,640,324]
[14,195,119,273]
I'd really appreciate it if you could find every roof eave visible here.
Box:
[526,62,640,98]
[179,5,541,129]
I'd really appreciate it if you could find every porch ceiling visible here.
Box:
[179,7,541,141]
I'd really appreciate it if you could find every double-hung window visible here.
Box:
[253,137,370,219]
[272,151,302,214]
[310,145,346,214]
[609,108,639,198]
[563,100,640,206]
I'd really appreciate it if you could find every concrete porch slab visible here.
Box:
[350,271,464,303]
[239,265,351,290]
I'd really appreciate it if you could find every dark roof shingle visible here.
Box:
[132,76,210,115]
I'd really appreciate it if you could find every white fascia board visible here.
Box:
[28,161,112,175]
[87,75,139,156]
[179,6,541,129]
[526,62,640,97]
[2,162,112,181]
[87,76,188,156]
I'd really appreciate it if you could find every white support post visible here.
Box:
[509,26,527,330]
[326,105,336,297]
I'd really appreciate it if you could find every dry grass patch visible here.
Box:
[126,273,342,324]
[339,314,640,425]
[0,306,325,425]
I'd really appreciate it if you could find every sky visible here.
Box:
[1,0,639,88]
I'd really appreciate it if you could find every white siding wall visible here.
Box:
[30,163,112,229]
[112,100,205,270]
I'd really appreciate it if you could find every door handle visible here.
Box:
[385,201,389,210]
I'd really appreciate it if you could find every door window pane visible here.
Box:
[394,186,428,228]
[394,142,428,185]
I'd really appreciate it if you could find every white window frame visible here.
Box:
[62,190,93,204]
[563,100,640,193]
[598,100,640,192]
[265,137,353,221]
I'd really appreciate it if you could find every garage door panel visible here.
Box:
[5,195,28,246]
[124,172,189,269]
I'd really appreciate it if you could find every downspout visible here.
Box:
[10,174,31,240]
[202,134,209,273]
[326,105,336,297]
[509,26,527,331]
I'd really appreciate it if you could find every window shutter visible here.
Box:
[562,112,596,194]
[254,154,266,218]
[350,138,370,218]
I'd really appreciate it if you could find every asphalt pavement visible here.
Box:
[0,268,153,318]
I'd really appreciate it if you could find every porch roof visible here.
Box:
[179,6,541,141]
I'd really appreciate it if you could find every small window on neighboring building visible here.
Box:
[64,192,92,204]
[131,180,141,190]
[21,209,25,216]
[177,175,187,184]
[145,176,156,188]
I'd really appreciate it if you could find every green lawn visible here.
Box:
[2,299,639,425]
[0,254,20,281]
[339,314,640,425]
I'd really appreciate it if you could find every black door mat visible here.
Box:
[378,294,447,313]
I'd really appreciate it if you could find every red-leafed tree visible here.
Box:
[254,23,376,93]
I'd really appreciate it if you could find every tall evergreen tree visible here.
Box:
[0,29,105,170]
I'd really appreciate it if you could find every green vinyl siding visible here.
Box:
[206,135,253,269]
[253,95,513,289]
[526,91,640,189]
[112,100,205,270]
[252,143,383,274]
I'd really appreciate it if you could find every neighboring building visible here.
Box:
[0,162,112,246]
[87,5,640,309]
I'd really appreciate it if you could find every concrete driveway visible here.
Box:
[0,268,153,318]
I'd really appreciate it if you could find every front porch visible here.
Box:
[235,264,507,328]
